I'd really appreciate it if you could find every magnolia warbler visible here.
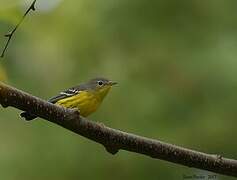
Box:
[21,77,117,120]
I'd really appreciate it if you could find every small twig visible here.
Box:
[1,0,37,58]
[0,82,237,177]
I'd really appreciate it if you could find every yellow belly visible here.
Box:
[55,91,101,117]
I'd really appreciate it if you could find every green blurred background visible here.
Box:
[0,0,237,179]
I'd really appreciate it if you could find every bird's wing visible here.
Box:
[48,83,91,104]
[48,86,84,104]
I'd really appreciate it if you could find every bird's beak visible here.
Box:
[109,81,118,86]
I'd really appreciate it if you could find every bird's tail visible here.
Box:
[20,112,37,121]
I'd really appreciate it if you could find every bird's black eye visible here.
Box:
[98,81,103,86]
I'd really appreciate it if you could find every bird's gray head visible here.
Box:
[85,77,117,99]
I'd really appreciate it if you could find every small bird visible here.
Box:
[21,77,117,120]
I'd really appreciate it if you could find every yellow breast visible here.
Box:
[55,91,101,117]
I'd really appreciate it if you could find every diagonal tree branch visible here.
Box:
[0,82,236,177]
[1,0,37,58]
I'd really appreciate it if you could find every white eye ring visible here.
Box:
[98,81,103,86]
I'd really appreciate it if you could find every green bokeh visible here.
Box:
[0,1,237,179]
